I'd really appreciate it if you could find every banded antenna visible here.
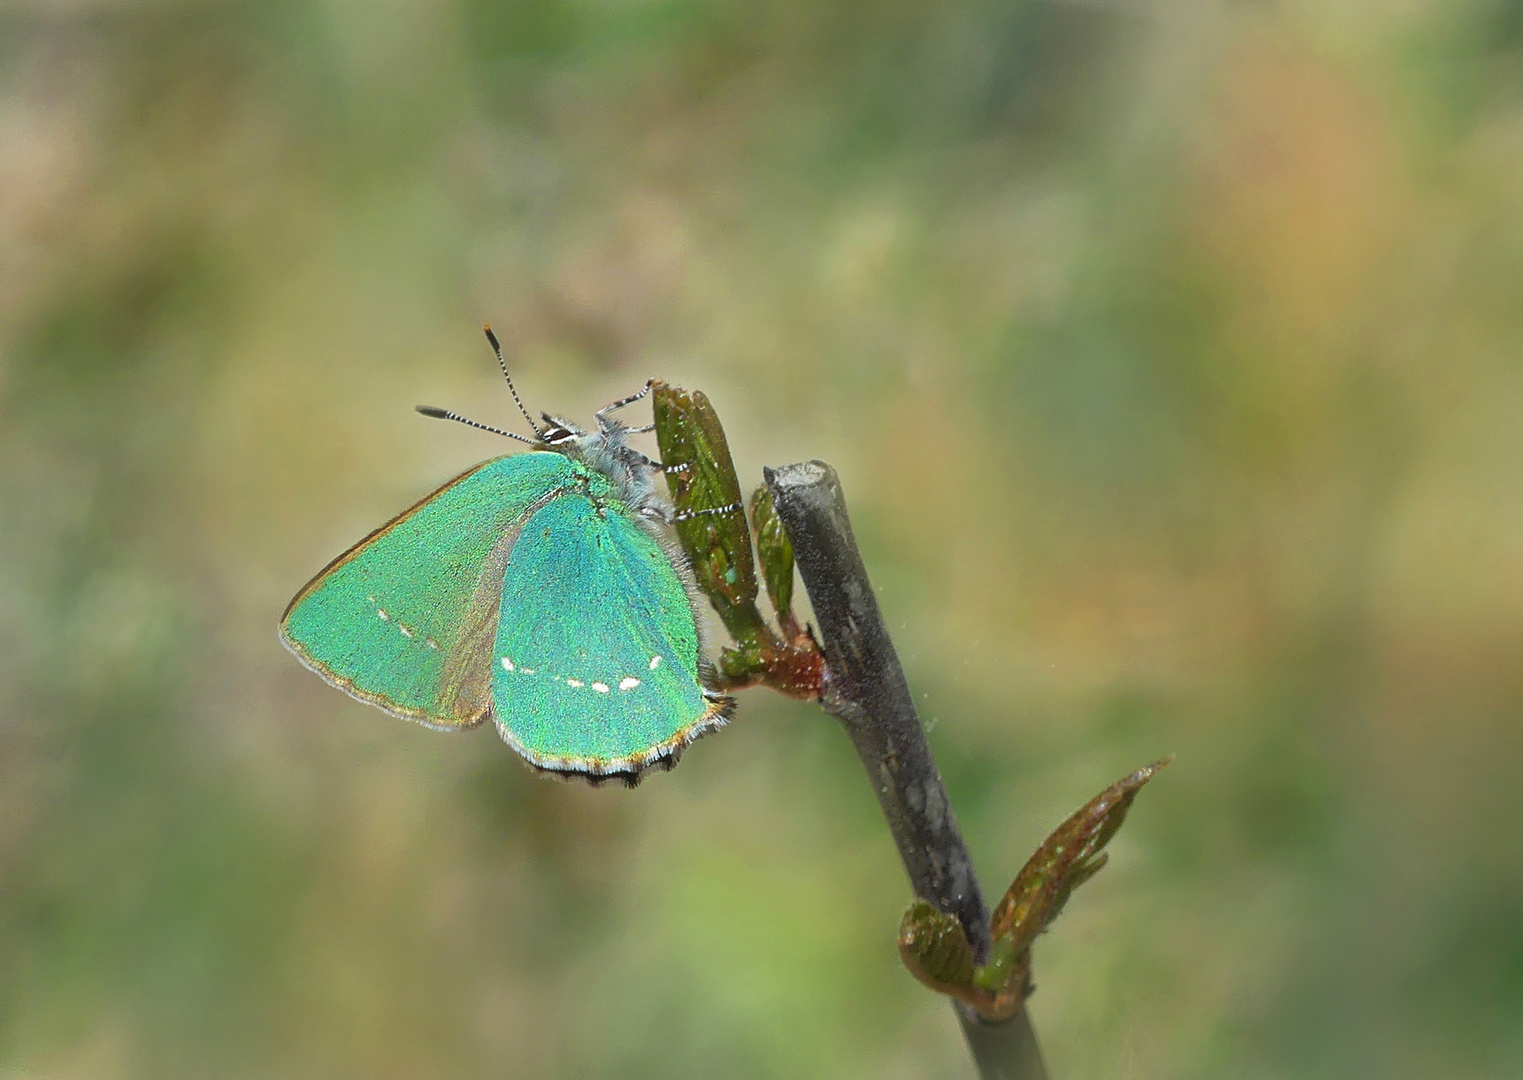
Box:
[415,405,538,446]
[483,324,544,439]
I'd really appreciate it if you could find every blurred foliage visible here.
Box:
[3,1,1523,1078]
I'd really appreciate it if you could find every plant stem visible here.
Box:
[959,1005,1047,1080]
[763,460,1050,1080]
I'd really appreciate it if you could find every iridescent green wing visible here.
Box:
[281,452,578,729]
[492,494,732,776]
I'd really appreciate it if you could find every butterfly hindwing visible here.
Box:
[492,492,729,774]
[281,452,579,728]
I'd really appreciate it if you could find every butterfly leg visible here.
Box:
[619,447,690,474]
[639,496,738,528]
[597,380,654,421]
[672,502,743,523]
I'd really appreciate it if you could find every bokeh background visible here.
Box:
[4,1,1523,1077]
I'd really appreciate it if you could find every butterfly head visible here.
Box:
[415,329,666,514]
[537,414,584,448]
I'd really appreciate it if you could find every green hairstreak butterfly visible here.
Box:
[280,328,734,782]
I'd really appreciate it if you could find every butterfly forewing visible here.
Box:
[281,452,579,727]
[491,493,724,773]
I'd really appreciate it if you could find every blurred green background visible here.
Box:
[4,1,1522,1077]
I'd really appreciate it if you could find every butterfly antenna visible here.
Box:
[483,324,544,439]
[416,405,538,446]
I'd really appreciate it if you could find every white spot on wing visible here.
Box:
[501,657,515,672]
[566,678,584,688]
[619,677,641,691]
[591,682,610,693]
[377,609,389,621]
[649,655,662,670]
[399,626,414,638]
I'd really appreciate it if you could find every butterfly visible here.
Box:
[280,328,734,783]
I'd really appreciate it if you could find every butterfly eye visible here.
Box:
[536,413,580,444]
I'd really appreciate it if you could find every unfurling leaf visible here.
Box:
[749,484,799,634]
[651,382,824,698]
[651,382,762,643]
[899,901,976,997]
[990,757,1172,954]
[898,757,1171,1021]
[898,902,1028,1021]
